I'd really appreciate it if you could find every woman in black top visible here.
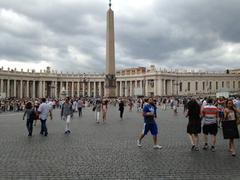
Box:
[186,98,201,151]
[119,99,125,120]
[23,102,36,136]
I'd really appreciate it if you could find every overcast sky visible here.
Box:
[0,0,240,73]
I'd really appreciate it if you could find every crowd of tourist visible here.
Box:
[1,95,240,156]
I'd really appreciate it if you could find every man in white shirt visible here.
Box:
[38,98,52,136]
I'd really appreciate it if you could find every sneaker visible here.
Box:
[153,145,163,149]
[191,145,195,151]
[210,146,215,152]
[67,130,71,133]
[137,140,142,147]
[203,144,208,150]
[194,146,199,151]
[64,131,68,134]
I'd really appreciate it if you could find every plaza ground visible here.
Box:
[0,106,239,180]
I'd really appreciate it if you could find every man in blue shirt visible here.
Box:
[137,98,162,149]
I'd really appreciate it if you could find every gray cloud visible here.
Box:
[0,0,240,73]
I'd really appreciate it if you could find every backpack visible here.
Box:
[30,109,39,120]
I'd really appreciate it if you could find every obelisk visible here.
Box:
[105,0,116,97]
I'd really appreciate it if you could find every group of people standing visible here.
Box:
[186,97,240,156]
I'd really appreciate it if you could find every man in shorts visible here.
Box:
[201,98,219,152]
[137,98,162,149]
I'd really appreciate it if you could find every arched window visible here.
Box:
[179,82,182,92]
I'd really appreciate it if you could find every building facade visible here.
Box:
[0,66,239,98]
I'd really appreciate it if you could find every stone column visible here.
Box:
[135,80,137,88]
[0,79,3,94]
[125,81,128,97]
[66,81,68,96]
[158,79,163,96]
[154,79,158,96]
[88,81,91,97]
[7,79,10,97]
[13,79,16,97]
[60,81,63,97]
[26,80,29,97]
[77,82,80,97]
[99,82,102,97]
[43,81,46,97]
[170,80,173,95]
[145,80,148,96]
[94,81,96,97]
[55,81,57,98]
[130,81,133,96]
[39,81,42,98]
[20,80,23,98]
[163,79,166,96]
[82,82,85,97]
[115,81,118,96]
[119,81,122,97]
[33,80,36,98]
[72,81,74,97]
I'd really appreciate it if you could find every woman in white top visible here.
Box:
[223,99,240,156]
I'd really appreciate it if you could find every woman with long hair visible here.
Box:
[223,99,239,156]
[23,101,36,136]
[186,98,201,151]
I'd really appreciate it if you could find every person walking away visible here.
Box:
[186,99,201,151]
[38,98,52,136]
[162,98,167,111]
[61,97,73,134]
[23,102,36,136]
[137,98,162,149]
[215,97,225,128]
[95,100,101,123]
[222,99,239,156]
[102,100,108,123]
[201,99,219,152]
[119,99,125,120]
[77,98,83,117]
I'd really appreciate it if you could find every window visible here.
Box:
[195,82,198,91]
[233,81,235,89]
[179,82,182,92]
[216,82,218,90]
[226,81,230,89]
[222,81,224,88]
[203,82,205,91]
[209,82,212,90]
[188,82,190,91]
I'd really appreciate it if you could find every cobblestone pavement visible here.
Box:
[0,106,240,180]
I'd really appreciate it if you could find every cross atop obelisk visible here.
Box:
[105,0,116,97]
[109,0,112,8]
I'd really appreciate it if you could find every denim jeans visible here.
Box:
[40,119,47,135]
[26,119,34,135]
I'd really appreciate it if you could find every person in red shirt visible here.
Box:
[201,99,219,152]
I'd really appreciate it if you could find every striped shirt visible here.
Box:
[202,105,218,125]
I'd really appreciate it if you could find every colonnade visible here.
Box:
[0,79,106,98]
[116,78,176,97]
[0,78,177,98]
